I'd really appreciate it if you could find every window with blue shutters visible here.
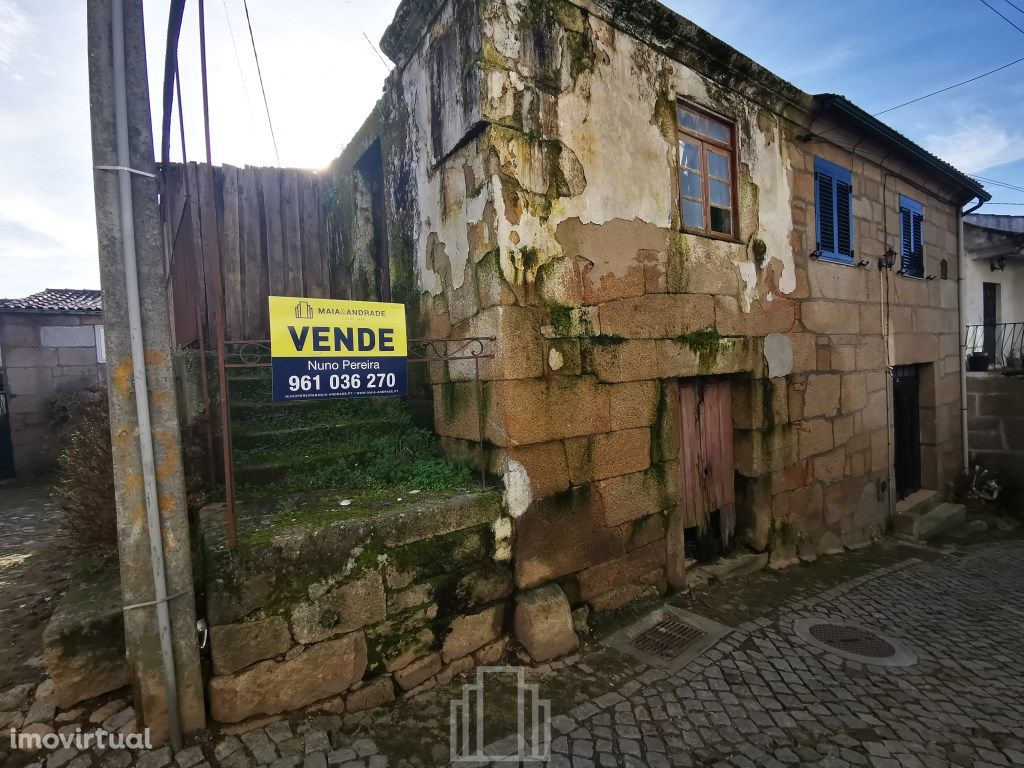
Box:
[814,158,855,264]
[899,195,924,279]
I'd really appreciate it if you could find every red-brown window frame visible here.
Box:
[677,101,739,240]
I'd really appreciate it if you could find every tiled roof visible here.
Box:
[0,288,103,314]
[813,95,991,204]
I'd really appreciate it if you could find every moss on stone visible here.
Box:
[673,329,742,374]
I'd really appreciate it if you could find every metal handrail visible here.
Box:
[965,322,1024,372]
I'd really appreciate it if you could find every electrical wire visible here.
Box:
[873,54,1024,116]
[977,0,1024,34]
[241,0,281,166]
[362,31,393,72]
[221,0,257,123]
[1001,0,1024,15]
[970,175,1024,193]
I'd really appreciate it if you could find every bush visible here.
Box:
[52,389,118,555]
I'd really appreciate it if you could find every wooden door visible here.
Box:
[677,379,735,528]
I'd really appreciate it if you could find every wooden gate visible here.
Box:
[676,378,736,528]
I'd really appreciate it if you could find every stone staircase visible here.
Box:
[893,489,967,540]
[226,368,468,498]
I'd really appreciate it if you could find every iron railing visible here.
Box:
[965,322,1024,372]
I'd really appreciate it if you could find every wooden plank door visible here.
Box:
[677,379,735,528]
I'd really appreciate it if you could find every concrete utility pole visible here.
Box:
[87,0,206,748]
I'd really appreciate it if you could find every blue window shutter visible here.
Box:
[815,158,854,263]
[899,195,924,278]
[816,169,835,254]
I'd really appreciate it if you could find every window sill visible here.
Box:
[896,273,925,281]
[679,226,743,246]
[812,254,856,268]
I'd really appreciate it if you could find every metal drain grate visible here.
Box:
[630,618,706,659]
[808,623,897,659]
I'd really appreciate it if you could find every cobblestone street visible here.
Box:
[7,539,1024,768]
[0,481,69,690]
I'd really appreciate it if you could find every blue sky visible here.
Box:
[1,0,1022,298]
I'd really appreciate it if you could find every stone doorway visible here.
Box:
[893,365,922,501]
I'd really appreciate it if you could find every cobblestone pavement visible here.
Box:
[0,480,69,689]
[7,540,1024,768]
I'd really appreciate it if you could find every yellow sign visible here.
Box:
[268,296,408,401]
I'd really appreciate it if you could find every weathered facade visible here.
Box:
[318,0,989,614]
[0,289,105,476]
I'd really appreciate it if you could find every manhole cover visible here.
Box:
[794,618,917,667]
[606,607,731,671]
[808,623,896,658]
[631,618,706,659]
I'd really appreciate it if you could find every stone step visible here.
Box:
[702,552,769,582]
[894,489,942,519]
[895,502,968,540]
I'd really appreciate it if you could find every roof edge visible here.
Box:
[815,95,991,205]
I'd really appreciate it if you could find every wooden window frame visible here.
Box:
[676,101,739,241]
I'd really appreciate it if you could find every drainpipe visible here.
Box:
[959,196,986,472]
[110,0,184,749]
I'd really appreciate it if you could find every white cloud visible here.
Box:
[923,119,1024,174]
[0,0,28,70]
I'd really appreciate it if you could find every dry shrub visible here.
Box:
[52,388,118,555]
[51,389,214,556]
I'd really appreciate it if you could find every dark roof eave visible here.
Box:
[0,308,103,316]
[815,95,991,205]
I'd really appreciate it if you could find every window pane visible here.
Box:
[678,107,701,133]
[683,200,705,229]
[707,119,730,144]
[710,180,731,207]
[707,151,730,180]
[681,169,702,200]
[680,141,701,171]
[710,206,732,235]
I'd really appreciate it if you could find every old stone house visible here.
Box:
[318,0,989,611]
[0,288,105,476]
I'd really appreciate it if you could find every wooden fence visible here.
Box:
[163,163,336,344]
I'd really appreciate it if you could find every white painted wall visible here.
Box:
[962,258,1024,327]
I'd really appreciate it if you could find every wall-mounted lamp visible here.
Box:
[879,248,897,271]
[991,256,1008,272]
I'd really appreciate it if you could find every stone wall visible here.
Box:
[200,492,522,724]
[370,0,965,608]
[0,311,105,473]
[319,0,972,619]
[966,373,1024,489]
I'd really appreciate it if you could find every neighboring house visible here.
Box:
[0,288,105,476]
[962,214,1024,367]
[961,214,1024,489]
[313,0,990,605]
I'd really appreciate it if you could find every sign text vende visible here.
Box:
[269,297,409,402]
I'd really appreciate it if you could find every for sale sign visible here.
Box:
[268,296,408,402]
